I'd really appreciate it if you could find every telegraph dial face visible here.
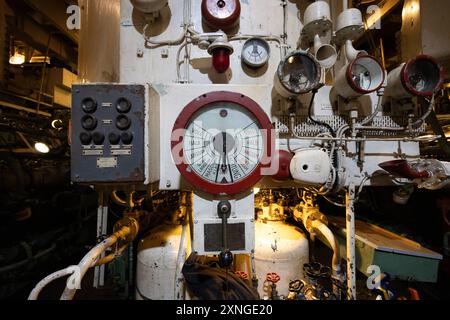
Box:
[172,92,273,196]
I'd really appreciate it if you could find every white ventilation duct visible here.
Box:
[303,1,337,69]
[314,35,338,69]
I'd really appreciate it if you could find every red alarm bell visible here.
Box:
[201,0,241,32]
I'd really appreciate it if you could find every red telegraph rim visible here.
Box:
[346,54,385,95]
[400,54,444,97]
[171,91,273,196]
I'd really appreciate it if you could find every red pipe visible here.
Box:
[379,160,430,179]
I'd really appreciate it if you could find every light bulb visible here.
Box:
[34,142,50,154]
[9,52,25,65]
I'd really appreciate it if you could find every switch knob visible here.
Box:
[109,132,121,145]
[81,115,97,131]
[116,115,131,131]
[79,132,92,145]
[92,132,105,145]
[116,98,132,113]
[121,132,134,145]
[82,98,97,113]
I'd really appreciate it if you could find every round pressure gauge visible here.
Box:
[242,38,270,68]
[274,51,322,98]
[171,92,273,196]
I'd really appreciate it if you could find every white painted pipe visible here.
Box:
[60,226,132,300]
[346,183,357,300]
[311,220,342,276]
[294,206,343,285]
[174,222,188,300]
[174,195,189,300]
[28,267,75,300]
[345,39,366,62]
[314,34,337,69]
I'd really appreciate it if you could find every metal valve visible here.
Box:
[235,271,249,281]
[265,272,281,300]
[266,272,281,284]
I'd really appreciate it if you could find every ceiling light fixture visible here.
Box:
[9,48,26,65]
[34,142,50,154]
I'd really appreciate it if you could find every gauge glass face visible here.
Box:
[279,53,319,94]
[351,64,372,90]
[242,39,269,67]
[407,59,441,94]
[183,102,264,185]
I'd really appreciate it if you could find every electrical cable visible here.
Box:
[36,33,53,114]
[323,194,346,208]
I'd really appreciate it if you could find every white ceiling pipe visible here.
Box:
[343,0,348,11]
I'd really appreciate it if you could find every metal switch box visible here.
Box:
[71,84,146,184]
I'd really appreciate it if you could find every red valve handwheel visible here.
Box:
[266,272,280,284]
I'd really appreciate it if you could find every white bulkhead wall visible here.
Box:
[119,0,303,85]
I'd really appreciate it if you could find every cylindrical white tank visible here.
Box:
[254,220,309,298]
[136,223,183,300]
[130,0,168,13]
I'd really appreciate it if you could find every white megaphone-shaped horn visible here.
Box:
[313,34,337,69]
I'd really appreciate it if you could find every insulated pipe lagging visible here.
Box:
[311,220,342,275]
[60,226,132,300]
[28,267,75,300]
[345,40,367,62]
[314,35,337,69]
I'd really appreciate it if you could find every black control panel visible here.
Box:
[71,84,146,184]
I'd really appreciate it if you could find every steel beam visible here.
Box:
[22,0,79,44]
[6,0,78,71]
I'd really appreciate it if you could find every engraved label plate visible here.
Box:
[83,150,104,156]
[97,157,117,168]
[111,150,132,156]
